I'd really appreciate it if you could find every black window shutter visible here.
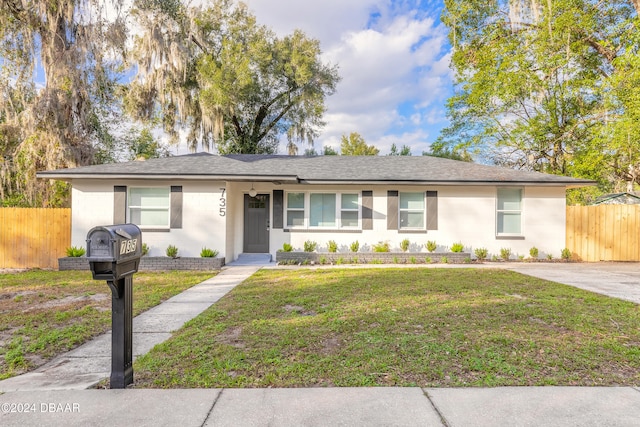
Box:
[170,186,183,229]
[426,191,438,230]
[387,191,398,230]
[362,190,373,230]
[114,186,127,224]
[273,190,283,229]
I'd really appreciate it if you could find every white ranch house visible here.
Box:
[38,154,593,263]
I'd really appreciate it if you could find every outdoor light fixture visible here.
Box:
[249,183,257,197]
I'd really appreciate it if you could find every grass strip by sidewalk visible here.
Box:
[134,268,640,388]
[0,270,216,380]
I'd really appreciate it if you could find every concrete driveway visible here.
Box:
[505,262,640,304]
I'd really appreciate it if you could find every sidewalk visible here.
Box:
[1,261,639,426]
[2,386,639,426]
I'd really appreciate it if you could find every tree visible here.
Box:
[127,0,340,155]
[388,143,412,156]
[0,0,127,206]
[422,145,472,162]
[340,132,379,156]
[322,145,338,155]
[438,0,639,194]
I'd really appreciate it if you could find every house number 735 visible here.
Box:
[219,188,226,216]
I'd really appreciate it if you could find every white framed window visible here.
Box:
[497,188,523,235]
[399,192,425,229]
[286,192,305,227]
[129,187,170,228]
[286,192,360,229]
[340,193,359,228]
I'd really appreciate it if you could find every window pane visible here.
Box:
[310,193,336,227]
[341,211,358,227]
[341,193,358,210]
[498,189,522,210]
[400,211,424,228]
[498,212,521,234]
[130,188,169,207]
[400,192,424,210]
[130,208,169,227]
[287,193,305,209]
[287,211,304,227]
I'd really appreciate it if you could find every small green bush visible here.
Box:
[529,246,539,259]
[336,257,345,265]
[409,256,417,264]
[500,247,511,261]
[400,238,410,252]
[303,240,317,252]
[392,256,400,264]
[282,243,293,252]
[319,255,327,265]
[327,240,338,253]
[440,256,449,264]
[141,243,149,256]
[200,247,219,258]
[561,248,572,260]
[66,246,86,257]
[450,242,464,253]
[369,259,383,264]
[426,240,437,252]
[425,256,432,263]
[547,253,554,260]
[474,247,488,261]
[166,245,179,258]
[372,241,390,252]
[350,240,360,253]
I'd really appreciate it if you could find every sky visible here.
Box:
[191,0,453,156]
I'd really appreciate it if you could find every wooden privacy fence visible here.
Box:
[0,208,71,269]
[566,205,640,262]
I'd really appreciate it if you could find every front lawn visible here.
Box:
[0,270,216,380]
[133,268,640,388]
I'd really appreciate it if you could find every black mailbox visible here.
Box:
[86,223,142,389]
[86,224,142,281]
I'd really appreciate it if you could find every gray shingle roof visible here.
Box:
[37,153,595,187]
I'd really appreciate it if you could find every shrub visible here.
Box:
[336,257,345,265]
[166,245,179,258]
[474,247,488,261]
[440,256,449,264]
[425,256,432,263]
[369,259,383,264]
[141,243,149,256]
[66,246,86,257]
[426,240,437,252]
[350,240,360,253]
[282,243,293,252]
[372,241,390,252]
[518,254,525,261]
[547,253,554,260]
[561,248,572,260]
[303,240,317,252]
[327,240,338,253]
[200,247,219,258]
[500,247,511,261]
[392,256,400,264]
[400,238,410,252]
[450,242,464,253]
[319,255,327,265]
[529,246,539,259]
[409,256,417,264]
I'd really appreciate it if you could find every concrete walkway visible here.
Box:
[2,261,640,426]
[0,265,261,392]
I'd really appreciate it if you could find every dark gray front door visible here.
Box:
[244,194,270,253]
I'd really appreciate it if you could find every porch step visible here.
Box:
[230,253,273,266]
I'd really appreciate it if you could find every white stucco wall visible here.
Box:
[268,184,567,260]
[71,180,568,263]
[70,180,227,259]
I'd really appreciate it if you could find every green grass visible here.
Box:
[133,268,640,388]
[0,270,216,380]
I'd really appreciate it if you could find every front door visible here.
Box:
[244,194,270,253]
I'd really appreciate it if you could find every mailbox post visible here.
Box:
[86,224,142,389]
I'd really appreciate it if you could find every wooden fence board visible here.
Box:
[0,208,71,269]
[567,205,640,262]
